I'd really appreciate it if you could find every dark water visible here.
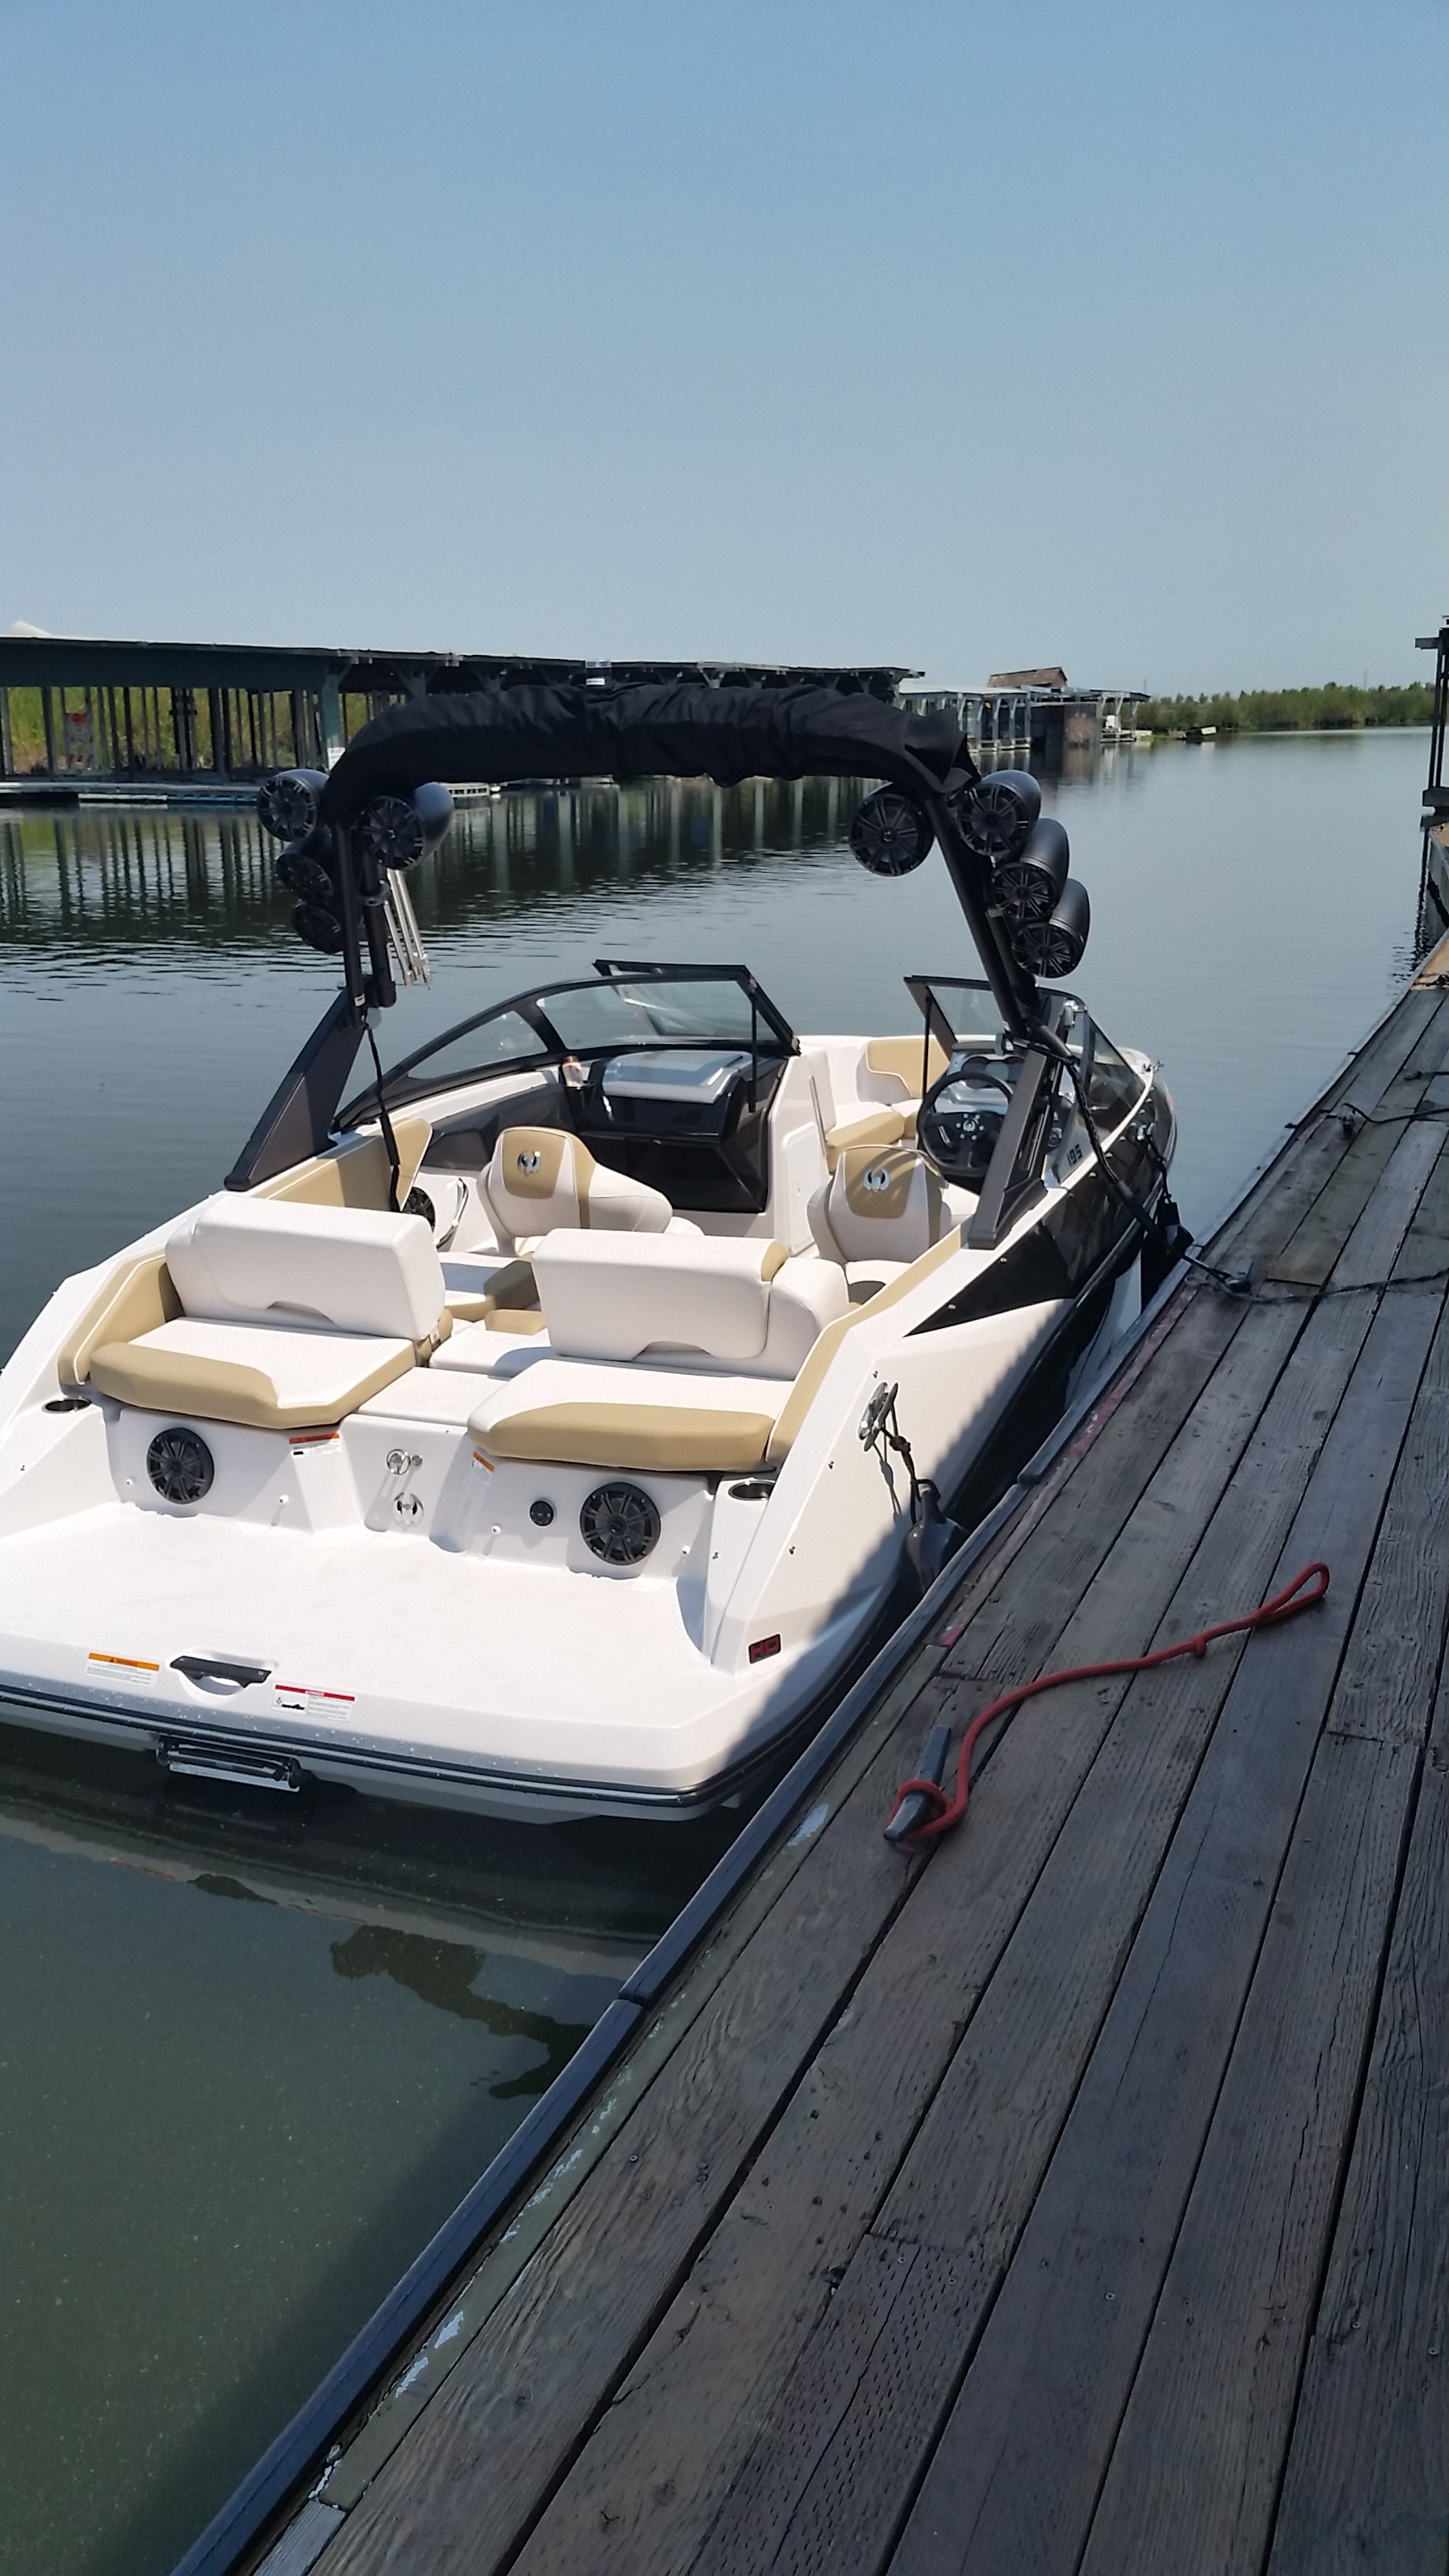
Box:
[0,730,1434,2574]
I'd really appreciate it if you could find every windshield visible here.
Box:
[351,964,793,1115]
[541,975,781,1054]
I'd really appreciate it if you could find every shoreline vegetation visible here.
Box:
[1136,683,1432,735]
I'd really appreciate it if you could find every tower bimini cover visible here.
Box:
[320,680,968,816]
[230,681,1042,1191]
[320,679,1037,1036]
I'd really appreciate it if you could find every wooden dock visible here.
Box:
[264,943,1449,2576]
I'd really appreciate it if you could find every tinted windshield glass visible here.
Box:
[542,977,777,1053]
[909,977,1009,1052]
[1086,1024,1144,1125]
[389,1008,548,1092]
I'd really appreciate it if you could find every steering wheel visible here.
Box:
[918,1055,1016,1189]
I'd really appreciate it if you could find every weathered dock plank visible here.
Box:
[1266,1685,1449,2574]
[1078,1288,1449,2571]
[281,964,1449,2576]
[504,1305,1309,2576]
[887,1286,1440,2576]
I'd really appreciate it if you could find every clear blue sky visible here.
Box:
[1,0,1442,690]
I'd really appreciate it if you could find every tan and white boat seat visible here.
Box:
[481,1125,672,1251]
[467,1356,788,1477]
[466,1220,968,1476]
[73,1196,451,1430]
[808,1144,956,1268]
[815,1035,949,1166]
[531,1230,848,1376]
[87,1319,426,1432]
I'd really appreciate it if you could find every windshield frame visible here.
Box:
[339,961,797,1121]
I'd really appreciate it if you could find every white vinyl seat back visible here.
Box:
[482,1125,673,1249]
[531,1232,848,1377]
[808,1145,958,1267]
[165,1194,447,1343]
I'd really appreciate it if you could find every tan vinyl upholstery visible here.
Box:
[863,1036,949,1099]
[482,1126,672,1250]
[88,1320,416,1428]
[461,1228,963,1473]
[808,1145,949,1267]
[59,1252,183,1389]
[813,1035,949,1168]
[255,1117,432,1209]
[477,1403,775,1474]
[822,1106,912,1170]
[71,1197,450,1432]
[440,1256,539,1323]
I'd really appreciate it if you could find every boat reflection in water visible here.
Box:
[0,1713,734,2576]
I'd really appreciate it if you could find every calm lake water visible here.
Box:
[0,728,1436,2574]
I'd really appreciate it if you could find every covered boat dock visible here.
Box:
[0,635,910,799]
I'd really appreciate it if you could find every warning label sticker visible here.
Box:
[88,1651,159,1691]
[272,1682,357,1715]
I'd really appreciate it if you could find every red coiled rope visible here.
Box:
[883,1560,1331,1852]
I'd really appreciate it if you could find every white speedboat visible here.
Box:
[0,683,1178,1818]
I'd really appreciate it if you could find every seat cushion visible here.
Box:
[165,1195,446,1342]
[88,1319,416,1428]
[478,1403,775,1474]
[482,1127,673,1248]
[533,1231,788,1365]
[469,1352,786,1472]
[823,1106,912,1170]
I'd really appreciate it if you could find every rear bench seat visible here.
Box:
[460,1230,850,1474]
[66,1196,451,1430]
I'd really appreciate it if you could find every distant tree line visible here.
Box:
[1136,683,1434,735]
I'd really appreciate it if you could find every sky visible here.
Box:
[0,0,1443,691]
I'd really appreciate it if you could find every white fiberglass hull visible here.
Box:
[0,985,1166,1820]
[0,1251,1137,1820]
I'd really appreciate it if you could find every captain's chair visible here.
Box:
[808,1144,965,1275]
[481,1126,673,1252]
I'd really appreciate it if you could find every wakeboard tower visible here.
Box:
[0,681,1181,1818]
